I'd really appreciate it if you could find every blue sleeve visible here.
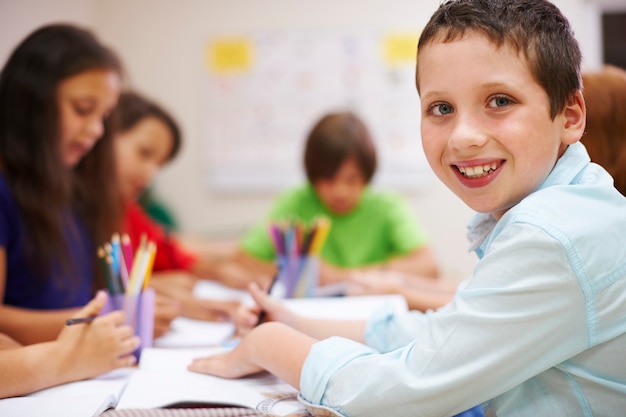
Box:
[0,175,17,250]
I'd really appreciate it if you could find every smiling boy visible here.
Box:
[188,1,626,416]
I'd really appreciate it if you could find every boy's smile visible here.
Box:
[417,31,583,220]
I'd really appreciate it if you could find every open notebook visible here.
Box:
[116,293,407,412]
[116,347,305,414]
[0,367,134,417]
[0,284,408,416]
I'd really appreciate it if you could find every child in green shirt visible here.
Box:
[229,112,440,291]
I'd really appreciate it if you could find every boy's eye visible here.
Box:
[430,103,454,116]
[488,95,511,108]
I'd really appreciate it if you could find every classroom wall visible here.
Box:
[0,0,620,282]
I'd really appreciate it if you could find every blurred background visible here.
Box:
[1,0,625,283]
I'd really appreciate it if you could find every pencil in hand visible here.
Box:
[255,273,279,326]
[65,315,97,326]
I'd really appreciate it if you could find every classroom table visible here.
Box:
[0,281,407,417]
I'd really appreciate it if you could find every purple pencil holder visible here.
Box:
[101,288,155,360]
[276,255,320,298]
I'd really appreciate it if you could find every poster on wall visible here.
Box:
[203,28,433,193]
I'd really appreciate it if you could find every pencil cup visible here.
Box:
[101,288,155,359]
[276,255,320,298]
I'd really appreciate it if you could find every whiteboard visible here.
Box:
[202,28,432,193]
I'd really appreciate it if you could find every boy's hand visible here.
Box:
[187,331,264,378]
[233,282,295,336]
[346,271,403,296]
[231,300,261,335]
[188,322,313,388]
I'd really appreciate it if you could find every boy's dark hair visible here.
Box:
[0,23,124,287]
[304,112,377,184]
[114,90,182,162]
[416,0,582,119]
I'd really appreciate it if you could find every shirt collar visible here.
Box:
[466,142,591,253]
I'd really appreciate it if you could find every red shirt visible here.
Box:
[123,202,197,272]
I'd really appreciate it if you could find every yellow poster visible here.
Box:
[383,33,420,66]
[206,37,253,74]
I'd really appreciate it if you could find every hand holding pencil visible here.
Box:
[60,291,140,380]
[89,232,163,341]
[232,282,295,336]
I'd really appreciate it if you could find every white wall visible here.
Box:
[0,0,95,64]
[1,0,619,282]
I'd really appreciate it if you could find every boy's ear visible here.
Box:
[561,90,586,145]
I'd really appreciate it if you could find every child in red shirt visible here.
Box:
[113,90,239,321]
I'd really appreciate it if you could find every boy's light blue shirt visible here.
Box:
[298,142,626,417]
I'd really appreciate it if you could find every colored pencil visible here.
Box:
[66,315,97,326]
[121,233,134,273]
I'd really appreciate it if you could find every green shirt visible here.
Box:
[241,184,429,267]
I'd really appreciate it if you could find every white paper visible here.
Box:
[117,348,300,411]
[0,367,134,417]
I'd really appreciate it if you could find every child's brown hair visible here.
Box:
[416,0,582,119]
[303,112,377,184]
[582,65,626,195]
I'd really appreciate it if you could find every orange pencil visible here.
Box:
[309,217,331,254]
[142,241,157,290]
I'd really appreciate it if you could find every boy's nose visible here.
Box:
[331,182,351,198]
[448,113,489,151]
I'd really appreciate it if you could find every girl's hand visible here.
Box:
[56,291,140,380]
[153,293,180,338]
[150,273,240,321]
[185,298,240,322]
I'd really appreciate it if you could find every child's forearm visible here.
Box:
[289,315,367,342]
[401,286,455,311]
[0,341,65,398]
[379,247,440,279]
[0,305,78,344]
[206,251,275,290]
[249,322,316,388]
[0,332,21,349]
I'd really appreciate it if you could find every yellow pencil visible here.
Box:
[309,217,331,254]
[126,240,146,294]
[142,241,157,290]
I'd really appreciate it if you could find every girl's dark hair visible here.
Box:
[113,90,182,162]
[416,0,582,119]
[0,23,124,286]
[304,112,377,184]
